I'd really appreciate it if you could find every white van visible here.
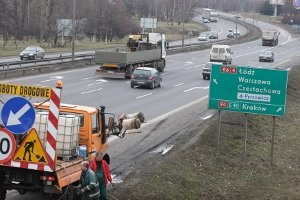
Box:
[209,45,233,64]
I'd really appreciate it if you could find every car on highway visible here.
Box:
[202,62,223,80]
[130,67,162,89]
[198,34,208,41]
[209,31,218,39]
[227,29,235,38]
[210,45,233,64]
[20,46,45,60]
[259,50,274,62]
[203,18,210,23]
[209,17,218,22]
[233,29,240,36]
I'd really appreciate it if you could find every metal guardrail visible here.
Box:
[166,16,262,55]
[0,54,94,78]
[0,15,261,78]
[0,53,94,69]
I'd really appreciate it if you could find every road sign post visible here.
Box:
[209,64,288,163]
[209,64,288,116]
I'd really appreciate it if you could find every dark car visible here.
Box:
[209,17,218,22]
[20,46,45,60]
[209,31,218,39]
[259,50,274,62]
[130,67,162,89]
[227,29,235,38]
[202,62,223,80]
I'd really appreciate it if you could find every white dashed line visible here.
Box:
[184,87,209,92]
[136,93,152,99]
[88,82,105,86]
[175,83,184,87]
[161,72,168,76]
[81,88,103,94]
[184,61,194,65]
[40,76,64,83]
[185,64,204,70]
[82,76,97,80]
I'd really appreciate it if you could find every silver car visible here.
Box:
[198,34,208,41]
[20,46,45,60]
[259,50,274,62]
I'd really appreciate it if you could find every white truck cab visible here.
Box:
[209,45,233,64]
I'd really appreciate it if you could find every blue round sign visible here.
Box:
[1,97,35,134]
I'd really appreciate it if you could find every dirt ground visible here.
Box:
[107,65,300,199]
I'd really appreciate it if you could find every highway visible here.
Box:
[2,14,299,199]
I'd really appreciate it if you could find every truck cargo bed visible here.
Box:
[95,48,162,65]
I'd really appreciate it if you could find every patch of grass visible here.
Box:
[0,21,206,57]
[109,67,300,200]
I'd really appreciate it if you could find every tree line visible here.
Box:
[0,0,200,48]
[1,0,299,49]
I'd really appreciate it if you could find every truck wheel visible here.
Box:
[125,65,133,79]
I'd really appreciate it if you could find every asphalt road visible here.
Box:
[2,14,300,200]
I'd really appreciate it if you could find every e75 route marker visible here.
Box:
[0,128,16,164]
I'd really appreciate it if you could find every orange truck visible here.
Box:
[0,82,121,199]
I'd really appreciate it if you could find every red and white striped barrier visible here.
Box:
[45,87,61,171]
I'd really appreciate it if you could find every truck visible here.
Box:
[0,82,122,199]
[95,32,167,79]
[262,29,280,46]
[202,8,213,19]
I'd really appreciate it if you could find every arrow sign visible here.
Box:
[7,103,31,126]
[1,97,36,134]
[213,79,218,84]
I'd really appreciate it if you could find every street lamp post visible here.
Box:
[72,0,76,62]
[182,0,185,47]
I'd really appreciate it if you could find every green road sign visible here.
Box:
[209,64,288,116]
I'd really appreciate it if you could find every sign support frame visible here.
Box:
[270,116,276,166]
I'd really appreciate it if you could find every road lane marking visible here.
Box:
[184,87,209,92]
[40,76,64,83]
[80,88,103,94]
[185,64,205,70]
[185,66,194,69]
[175,83,184,87]
[136,93,152,99]
[82,76,97,80]
[161,72,168,76]
[184,61,194,65]
[88,82,104,86]
[87,79,108,86]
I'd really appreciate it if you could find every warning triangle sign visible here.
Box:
[13,128,48,164]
